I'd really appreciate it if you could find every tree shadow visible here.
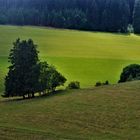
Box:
[1,89,67,103]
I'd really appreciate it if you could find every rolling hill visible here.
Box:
[0,25,140,139]
[1,25,140,92]
[0,81,140,139]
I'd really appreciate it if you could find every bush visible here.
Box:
[95,81,102,87]
[103,80,109,85]
[67,81,80,89]
[95,81,109,87]
[118,64,140,83]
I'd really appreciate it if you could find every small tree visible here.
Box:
[47,66,67,92]
[118,64,140,83]
[38,63,67,94]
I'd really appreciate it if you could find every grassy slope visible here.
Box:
[1,25,140,92]
[0,81,140,140]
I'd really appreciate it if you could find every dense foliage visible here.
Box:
[95,81,109,87]
[4,39,66,98]
[118,64,140,83]
[38,62,66,93]
[133,0,140,33]
[0,0,138,32]
[67,81,80,89]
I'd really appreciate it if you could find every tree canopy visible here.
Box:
[4,39,66,99]
[133,0,140,33]
[118,64,140,83]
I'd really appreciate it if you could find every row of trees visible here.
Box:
[0,0,140,33]
[4,39,66,99]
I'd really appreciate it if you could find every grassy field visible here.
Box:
[0,26,140,139]
[1,25,140,92]
[0,81,139,139]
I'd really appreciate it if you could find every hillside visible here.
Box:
[0,81,140,139]
[1,25,140,92]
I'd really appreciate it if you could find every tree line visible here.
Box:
[3,39,66,99]
[0,0,140,33]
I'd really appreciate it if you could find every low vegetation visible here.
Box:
[119,64,140,83]
[67,81,80,89]
[95,80,109,87]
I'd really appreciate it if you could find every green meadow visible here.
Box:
[1,25,140,92]
[0,26,140,139]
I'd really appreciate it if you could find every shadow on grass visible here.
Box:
[1,89,67,103]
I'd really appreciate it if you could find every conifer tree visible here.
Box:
[4,39,39,98]
[133,0,140,33]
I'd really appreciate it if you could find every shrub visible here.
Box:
[103,80,109,85]
[118,64,140,83]
[67,81,80,89]
[95,81,109,87]
[95,81,102,87]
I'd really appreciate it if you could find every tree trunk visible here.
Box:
[23,95,25,99]
[28,93,31,99]
[32,92,35,98]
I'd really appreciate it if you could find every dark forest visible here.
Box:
[0,0,140,33]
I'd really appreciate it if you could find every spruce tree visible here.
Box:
[4,39,39,98]
[133,0,140,33]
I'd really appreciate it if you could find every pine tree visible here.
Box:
[133,0,140,33]
[87,0,99,30]
[4,39,39,98]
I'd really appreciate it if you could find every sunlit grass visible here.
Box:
[0,25,140,92]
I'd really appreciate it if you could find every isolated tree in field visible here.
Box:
[4,39,39,98]
[133,0,140,33]
[118,64,140,83]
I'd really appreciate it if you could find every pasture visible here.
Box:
[0,26,140,139]
[0,81,140,139]
[0,25,140,92]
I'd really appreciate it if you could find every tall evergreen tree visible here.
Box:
[133,0,140,33]
[4,39,39,98]
[129,0,135,23]
[101,0,130,32]
[87,0,99,30]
